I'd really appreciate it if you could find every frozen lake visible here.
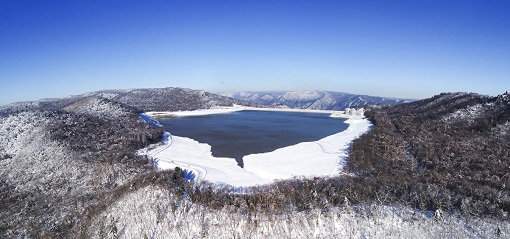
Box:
[159,110,348,167]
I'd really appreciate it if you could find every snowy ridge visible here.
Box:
[221,90,413,110]
[422,92,480,111]
[106,87,258,112]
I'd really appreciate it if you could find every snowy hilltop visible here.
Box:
[221,90,414,110]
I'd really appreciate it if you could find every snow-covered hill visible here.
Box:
[0,87,259,115]
[221,91,414,110]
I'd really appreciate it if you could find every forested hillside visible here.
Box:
[347,92,510,217]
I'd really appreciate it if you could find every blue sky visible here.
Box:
[1,0,509,105]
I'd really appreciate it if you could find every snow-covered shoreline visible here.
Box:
[144,106,371,187]
[145,105,343,118]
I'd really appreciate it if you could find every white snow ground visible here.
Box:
[144,106,371,187]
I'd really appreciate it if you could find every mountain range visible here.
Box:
[1,88,412,116]
[220,91,414,110]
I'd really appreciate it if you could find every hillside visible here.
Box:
[347,92,510,217]
[0,87,256,237]
[0,100,162,237]
[221,90,413,110]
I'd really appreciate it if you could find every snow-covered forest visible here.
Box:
[1,88,509,238]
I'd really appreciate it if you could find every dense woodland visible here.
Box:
[348,92,510,217]
[1,88,509,238]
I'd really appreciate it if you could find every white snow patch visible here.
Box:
[443,103,490,123]
[260,95,275,101]
[238,92,252,97]
[153,135,271,186]
[243,116,370,181]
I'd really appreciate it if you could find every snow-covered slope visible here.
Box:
[85,185,510,239]
[0,97,162,237]
[221,91,414,110]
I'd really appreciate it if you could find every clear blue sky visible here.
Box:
[1,0,509,105]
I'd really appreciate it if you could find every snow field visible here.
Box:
[243,116,370,181]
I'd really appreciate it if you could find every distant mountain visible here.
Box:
[0,87,259,115]
[220,91,414,110]
[92,87,261,112]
